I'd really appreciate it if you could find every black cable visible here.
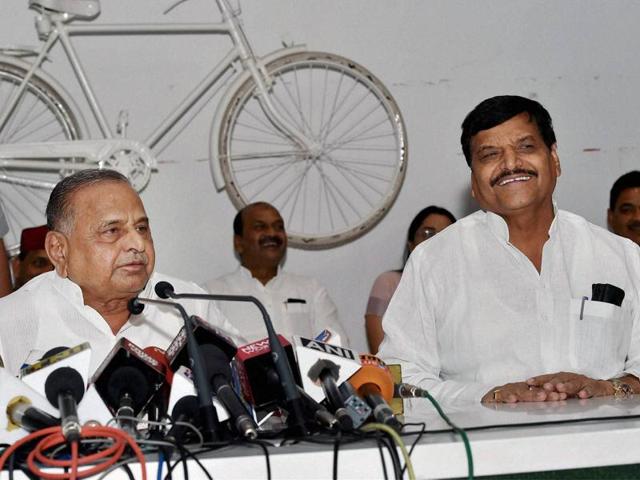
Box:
[332,429,341,480]
[401,422,427,476]
[380,433,403,480]
[179,444,212,480]
[244,440,271,480]
[119,462,136,480]
[374,436,389,480]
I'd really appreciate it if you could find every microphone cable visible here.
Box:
[408,389,474,480]
[361,422,413,480]
[0,424,147,479]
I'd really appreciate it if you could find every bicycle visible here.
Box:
[0,0,407,252]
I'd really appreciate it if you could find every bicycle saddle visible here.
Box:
[28,0,100,18]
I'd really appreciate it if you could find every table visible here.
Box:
[5,396,640,479]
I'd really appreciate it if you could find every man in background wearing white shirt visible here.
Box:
[379,95,640,404]
[0,169,239,374]
[203,202,349,346]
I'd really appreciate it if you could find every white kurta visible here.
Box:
[378,208,640,403]
[203,266,349,346]
[0,271,241,375]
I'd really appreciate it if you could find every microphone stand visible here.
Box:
[157,283,308,437]
[129,297,221,442]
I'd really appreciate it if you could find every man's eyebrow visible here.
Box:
[99,219,124,228]
[135,216,150,224]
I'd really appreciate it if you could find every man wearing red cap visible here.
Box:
[12,225,53,290]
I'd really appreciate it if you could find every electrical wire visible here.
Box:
[417,391,474,479]
[332,429,341,480]
[0,425,147,479]
[361,423,415,480]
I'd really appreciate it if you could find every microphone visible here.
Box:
[348,355,402,431]
[20,344,91,441]
[129,296,222,442]
[44,366,85,441]
[234,336,302,411]
[91,338,166,433]
[165,394,201,445]
[0,368,60,444]
[235,337,341,432]
[156,281,307,436]
[200,344,258,439]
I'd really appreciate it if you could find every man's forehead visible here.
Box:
[615,187,640,207]
[244,204,283,223]
[71,182,146,218]
[472,113,541,145]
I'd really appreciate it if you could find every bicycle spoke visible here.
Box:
[218,52,406,247]
[235,157,297,192]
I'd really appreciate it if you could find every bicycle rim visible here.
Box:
[0,61,81,253]
[218,51,407,249]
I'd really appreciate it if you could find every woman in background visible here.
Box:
[365,205,456,353]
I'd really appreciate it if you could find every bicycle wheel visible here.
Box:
[0,60,82,253]
[217,51,407,249]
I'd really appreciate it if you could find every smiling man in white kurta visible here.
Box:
[379,96,640,404]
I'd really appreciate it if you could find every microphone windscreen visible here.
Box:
[44,367,85,407]
[200,344,232,381]
[347,355,394,403]
[106,366,150,411]
[127,297,145,315]
[154,281,175,299]
[40,346,70,360]
[171,394,199,421]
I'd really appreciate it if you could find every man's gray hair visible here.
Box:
[46,169,130,233]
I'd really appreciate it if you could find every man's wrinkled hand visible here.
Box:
[526,372,614,399]
[481,381,549,404]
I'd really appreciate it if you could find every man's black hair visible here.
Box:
[460,95,557,167]
[610,171,640,210]
[233,202,277,236]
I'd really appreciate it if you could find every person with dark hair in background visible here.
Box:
[608,170,640,246]
[0,169,240,375]
[364,206,455,353]
[203,201,350,346]
[379,95,640,404]
[11,225,54,290]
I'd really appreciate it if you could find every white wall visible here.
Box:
[1,1,639,352]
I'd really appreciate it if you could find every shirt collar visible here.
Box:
[238,264,282,284]
[484,200,560,242]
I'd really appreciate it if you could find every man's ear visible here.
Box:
[607,208,614,230]
[45,231,68,277]
[233,234,244,256]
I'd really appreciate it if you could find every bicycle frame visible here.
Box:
[0,0,311,189]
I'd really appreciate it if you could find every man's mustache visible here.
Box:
[490,168,538,187]
[627,221,640,230]
[116,253,148,267]
[259,235,284,247]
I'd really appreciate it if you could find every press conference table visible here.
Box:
[7,396,640,479]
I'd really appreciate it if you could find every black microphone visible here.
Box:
[91,338,166,434]
[165,395,202,446]
[154,281,307,436]
[307,359,354,430]
[6,397,60,432]
[235,338,339,432]
[44,367,85,442]
[128,296,222,441]
[200,344,258,439]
